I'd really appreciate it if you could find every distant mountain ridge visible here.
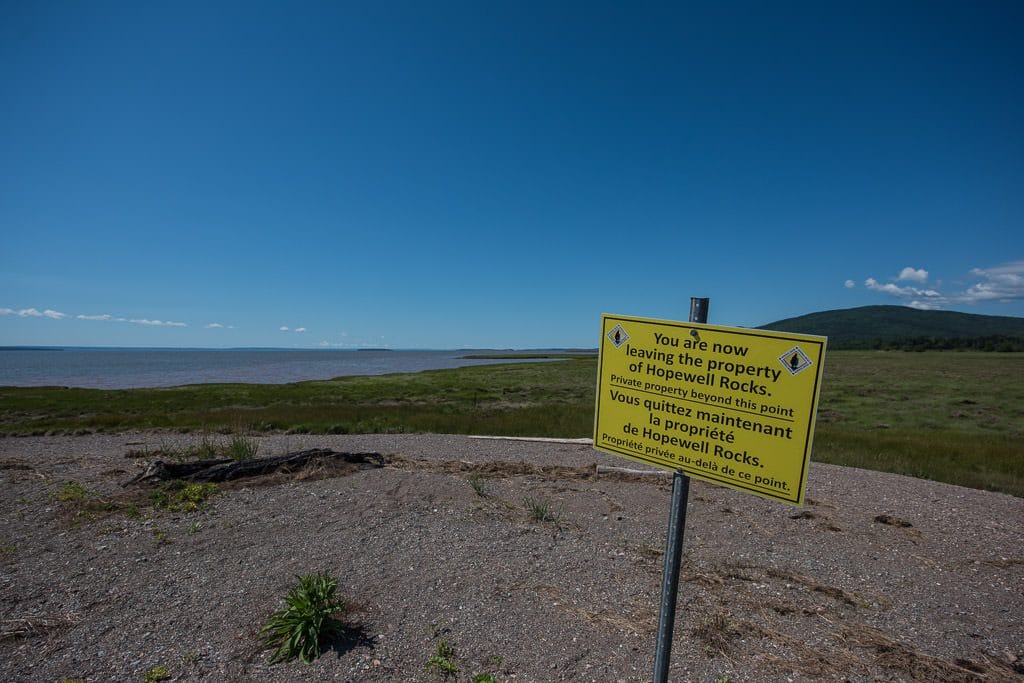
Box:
[759,305,1024,350]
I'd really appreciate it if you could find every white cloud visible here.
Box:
[961,261,1024,303]
[280,326,290,331]
[898,267,929,283]
[78,313,186,326]
[1,307,66,319]
[205,323,234,329]
[865,278,941,299]
[129,318,187,327]
[294,327,307,333]
[864,278,913,296]
[862,260,1024,310]
[844,280,856,289]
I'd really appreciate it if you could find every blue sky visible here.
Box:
[2,1,1022,349]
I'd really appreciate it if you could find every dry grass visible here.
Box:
[1,615,78,641]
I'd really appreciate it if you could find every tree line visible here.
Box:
[836,335,1024,352]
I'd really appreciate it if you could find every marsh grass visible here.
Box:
[813,428,1020,495]
[226,434,259,460]
[0,359,597,437]
[3,353,1022,496]
[131,435,259,462]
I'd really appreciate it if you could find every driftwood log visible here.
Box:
[124,448,384,486]
[595,464,672,477]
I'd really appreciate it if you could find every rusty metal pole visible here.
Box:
[652,297,708,683]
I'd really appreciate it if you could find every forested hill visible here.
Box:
[759,305,1024,350]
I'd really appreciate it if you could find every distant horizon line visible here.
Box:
[0,345,600,353]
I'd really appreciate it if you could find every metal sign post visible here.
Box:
[594,298,826,680]
[651,296,707,683]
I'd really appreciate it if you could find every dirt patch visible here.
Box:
[1,433,1021,682]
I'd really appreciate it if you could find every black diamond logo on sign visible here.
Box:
[607,324,630,348]
[779,347,813,375]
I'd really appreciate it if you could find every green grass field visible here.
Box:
[1,351,1021,496]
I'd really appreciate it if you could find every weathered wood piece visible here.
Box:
[595,464,672,477]
[125,449,384,485]
[470,436,594,444]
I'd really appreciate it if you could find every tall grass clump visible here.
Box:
[260,573,346,664]
[227,434,259,460]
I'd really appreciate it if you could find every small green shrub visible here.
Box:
[260,573,346,664]
[51,481,119,521]
[425,640,458,678]
[150,480,220,512]
[468,476,489,497]
[472,674,498,683]
[523,496,555,522]
[143,665,171,682]
[53,481,89,503]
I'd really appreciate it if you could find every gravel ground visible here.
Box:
[1,432,1021,682]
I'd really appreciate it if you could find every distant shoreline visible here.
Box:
[0,347,590,390]
[1,346,598,353]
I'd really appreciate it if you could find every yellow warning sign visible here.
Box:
[594,314,827,505]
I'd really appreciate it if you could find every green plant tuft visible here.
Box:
[472,674,498,683]
[150,480,220,512]
[260,573,346,664]
[425,639,458,678]
[53,481,89,503]
[143,665,171,682]
[51,480,120,521]
[468,476,489,497]
[523,496,555,522]
[227,434,259,460]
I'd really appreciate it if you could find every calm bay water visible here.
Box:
[0,348,551,389]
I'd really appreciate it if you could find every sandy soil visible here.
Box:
[1,433,1021,682]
